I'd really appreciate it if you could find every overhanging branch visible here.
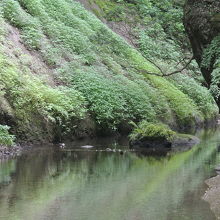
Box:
[139,56,194,77]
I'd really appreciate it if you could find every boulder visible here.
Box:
[130,134,200,149]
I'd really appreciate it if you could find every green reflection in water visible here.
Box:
[0,159,16,185]
[0,128,220,220]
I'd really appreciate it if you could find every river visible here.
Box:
[0,128,220,220]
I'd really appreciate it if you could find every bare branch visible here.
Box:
[138,56,194,77]
[144,58,164,74]
[163,56,194,76]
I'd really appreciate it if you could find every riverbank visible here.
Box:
[0,123,206,160]
[203,175,220,219]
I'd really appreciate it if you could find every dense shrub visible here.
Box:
[71,69,156,129]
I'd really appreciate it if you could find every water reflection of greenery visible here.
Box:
[0,129,220,219]
[0,159,16,185]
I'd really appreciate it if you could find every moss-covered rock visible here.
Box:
[129,121,199,149]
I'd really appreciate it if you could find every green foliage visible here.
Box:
[201,36,220,70]
[145,75,203,127]
[72,70,127,129]
[130,121,176,141]
[134,0,187,64]
[201,35,220,99]
[90,0,186,62]
[114,75,156,121]
[0,125,15,146]
[21,26,44,50]
[0,53,86,139]
[71,69,156,129]
[138,27,181,61]
[133,77,173,123]
[210,63,220,99]
[169,74,218,119]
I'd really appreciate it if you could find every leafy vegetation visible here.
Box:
[89,0,186,61]
[145,75,203,127]
[71,70,157,129]
[169,74,218,120]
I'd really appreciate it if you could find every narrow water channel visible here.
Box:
[1,128,220,220]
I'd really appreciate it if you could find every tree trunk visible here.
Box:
[184,0,220,88]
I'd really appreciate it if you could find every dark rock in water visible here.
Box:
[130,137,172,149]
[129,134,200,150]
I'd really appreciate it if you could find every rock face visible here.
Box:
[129,134,199,150]
[130,137,172,149]
[172,135,200,147]
[184,0,220,88]
[203,175,220,219]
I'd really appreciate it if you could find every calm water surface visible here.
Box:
[1,128,220,220]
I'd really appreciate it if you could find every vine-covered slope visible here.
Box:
[0,0,217,143]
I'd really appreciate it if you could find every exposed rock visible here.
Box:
[203,175,220,219]
[172,134,200,147]
[130,137,172,149]
[129,134,199,150]
[129,121,200,150]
